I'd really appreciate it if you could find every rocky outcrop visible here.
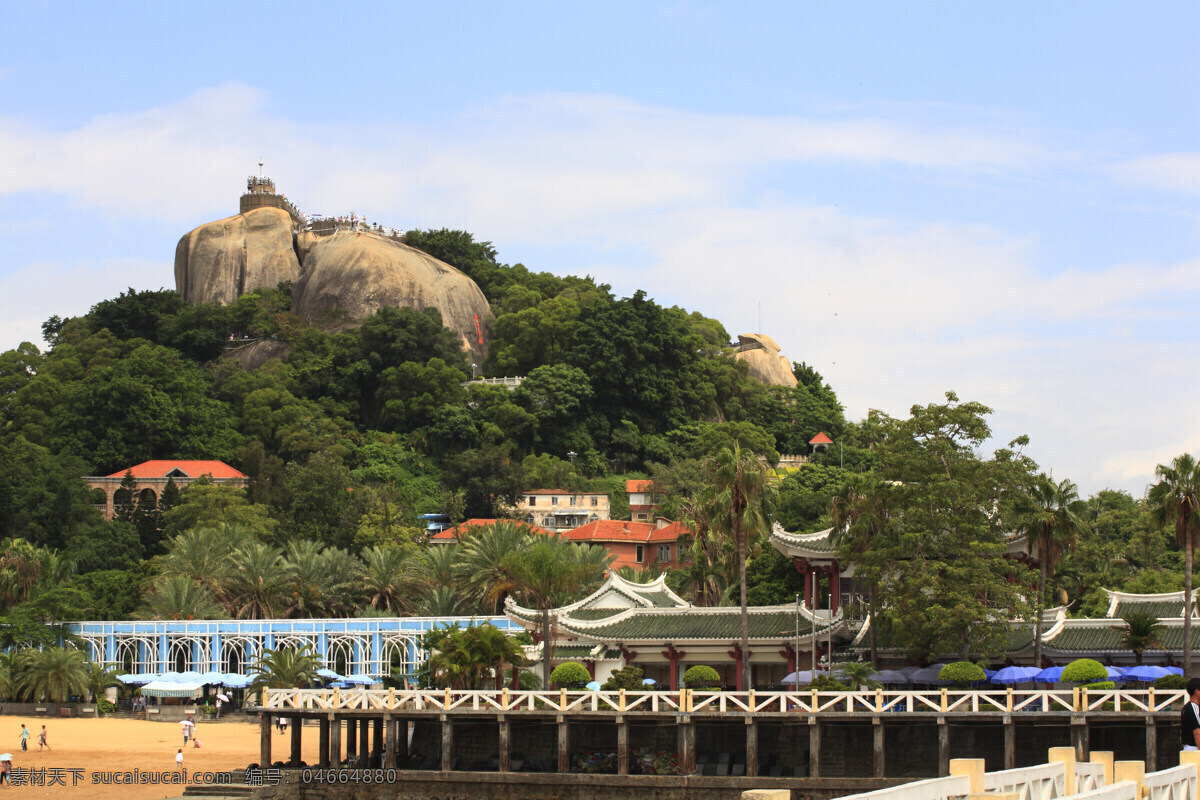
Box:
[174,207,301,304]
[734,333,797,387]
[290,231,492,364]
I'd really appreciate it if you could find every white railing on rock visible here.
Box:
[831,775,970,800]
[1075,761,1107,792]
[1072,783,1138,800]
[982,762,1066,799]
[1144,764,1197,800]
[258,687,1186,714]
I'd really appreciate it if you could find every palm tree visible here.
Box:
[1022,475,1086,668]
[280,541,362,618]
[83,662,121,709]
[359,545,414,613]
[1121,612,1164,666]
[1148,453,1200,674]
[223,542,286,619]
[493,536,600,686]
[249,645,322,692]
[839,661,881,690]
[455,522,535,613]
[137,575,224,620]
[17,646,88,703]
[467,623,526,691]
[700,444,775,691]
[830,475,892,667]
[156,524,247,598]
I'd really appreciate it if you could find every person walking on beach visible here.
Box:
[176,748,184,771]
[37,726,48,751]
[19,725,27,752]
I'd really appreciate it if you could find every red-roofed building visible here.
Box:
[85,460,248,520]
[516,489,610,532]
[626,479,658,522]
[429,518,554,544]
[566,519,692,571]
[809,432,833,453]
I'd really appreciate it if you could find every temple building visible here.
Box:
[85,459,248,521]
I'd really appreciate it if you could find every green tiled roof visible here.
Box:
[569,608,625,620]
[633,590,680,607]
[552,645,599,658]
[1112,599,1186,619]
[562,608,834,642]
[1048,626,1126,651]
[1007,624,1035,651]
[772,527,837,553]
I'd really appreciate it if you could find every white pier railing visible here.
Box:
[983,762,1067,799]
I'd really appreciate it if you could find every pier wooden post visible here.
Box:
[318,717,330,768]
[873,717,885,778]
[1070,717,1089,763]
[385,718,402,768]
[359,718,370,768]
[937,717,950,776]
[290,716,302,765]
[345,717,357,763]
[260,713,272,767]
[808,717,821,778]
[330,717,342,765]
[617,717,629,775]
[441,716,453,772]
[1003,715,1015,770]
[1145,716,1158,771]
[557,716,569,773]
[498,717,510,773]
[678,717,696,775]
[746,718,758,777]
[371,718,384,768]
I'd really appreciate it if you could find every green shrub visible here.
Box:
[1081,681,1115,691]
[1155,675,1186,690]
[809,675,846,691]
[601,665,645,691]
[549,661,590,688]
[939,662,985,687]
[1061,658,1108,684]
[97,699,116,714]
[682,665,720,688]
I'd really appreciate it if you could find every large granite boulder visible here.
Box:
[734,333,798,387]
[174,207,301,304]
[291,230,493,364]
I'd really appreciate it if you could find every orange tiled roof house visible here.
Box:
[85,460,248,520]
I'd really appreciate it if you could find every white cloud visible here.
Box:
[1,85,1196,494]
[1112,152,1200,194]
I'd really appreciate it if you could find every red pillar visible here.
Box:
[510,665,519,690]
[668,652,678,691]
[804,570,813,609]
[831,564,841,614]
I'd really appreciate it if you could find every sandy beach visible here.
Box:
[0,716,321,799]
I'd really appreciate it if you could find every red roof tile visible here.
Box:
[566,519,691,544]
[809,432,834,444]
[626,479,653,493]
[107,460,247,479]
[432,519,554,540]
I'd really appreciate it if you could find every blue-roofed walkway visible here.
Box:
[67,616,520,679]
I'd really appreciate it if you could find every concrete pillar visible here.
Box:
[678,717,695,775]
[873,718,885,778]
[809,717,821,778]
[557,716,569,773]
[260,713,272,767]
[1049,746,1076,794]
[330,717,342,765]
[937,717,950,776]
[949,758,985,793]
[290,717,302,766]
[498,718,510,773]
[1114,761,1145,796]
[1090,751,1113,786]
[371,718,384,768]
[1003,715,1015,770]
[617,717,629,775]
[441,716,453,772]
[358,718,370,768]
[1179,749,1200,774]
[318,717,330,768]
[746,718,758,778]
[1146,716,1158,771]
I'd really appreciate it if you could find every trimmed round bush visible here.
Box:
[1156,674,1187,690]
[1082,680,1115,691]
[682,665,720,688]
[549,661,591,688]
[1061,658,1108,684]
[601,665,644,691]
[939,662,986,687]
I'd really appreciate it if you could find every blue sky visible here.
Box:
[1,1,1197,495]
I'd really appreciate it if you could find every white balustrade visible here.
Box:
[830,775,970,800]
[983,762,1066,799]
[1075,761,1107,792]
[1143,764,1198,800]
